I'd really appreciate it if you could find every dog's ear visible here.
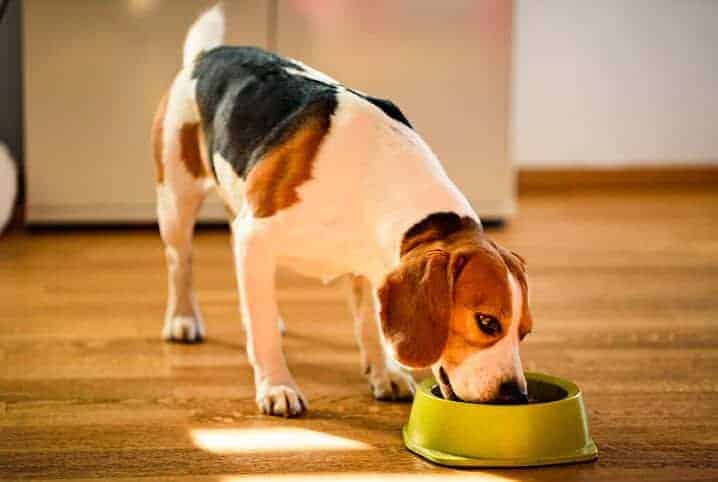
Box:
[509,250,527,268]
[493,243,533,338]
[378,251,452,368]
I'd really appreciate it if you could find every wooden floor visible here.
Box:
[1,185,717,481]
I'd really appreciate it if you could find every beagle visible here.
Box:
[152,5,533,417]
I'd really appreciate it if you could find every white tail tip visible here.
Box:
[183,3,225,68]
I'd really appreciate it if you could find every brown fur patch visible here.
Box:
[180,123,208,178]
[443,246,514,366]
[245,112,331,218]
[151,91,169,183]
[197,126,213,178]
[453,247,513,325]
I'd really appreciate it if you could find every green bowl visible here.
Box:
[403,372,598,467]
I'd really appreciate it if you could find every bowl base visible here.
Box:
[403,425,598,468]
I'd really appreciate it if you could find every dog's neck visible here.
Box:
[343,100,479,285]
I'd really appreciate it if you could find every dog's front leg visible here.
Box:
[347,276,415,400]
[232,219,306,417]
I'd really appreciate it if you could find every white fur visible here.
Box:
[284,60,373,99]
[213,151,244,214]
[156,63,208,343]
[231,215,307,416]
[284,60,340,87]
[436,272,527,402]
[183,4,225,68]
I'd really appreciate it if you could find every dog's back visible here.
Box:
[192,46,338,181]
[153,4,474,284]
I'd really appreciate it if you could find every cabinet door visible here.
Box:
[24,1,269,223]
[276,0,515,218]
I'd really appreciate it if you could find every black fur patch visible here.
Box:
[402,212,481,255]
[192,46,414,180]
[349,90,412,128]
[192,46,337,180]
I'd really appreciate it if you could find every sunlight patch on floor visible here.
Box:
[190,427,372,454]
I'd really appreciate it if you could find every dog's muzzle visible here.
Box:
[493,380,529,404]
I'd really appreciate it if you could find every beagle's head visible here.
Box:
[378,213,533,403]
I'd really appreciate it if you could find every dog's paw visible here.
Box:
[256,383,307,418]
[368,366,415,401]
[162,315,205,343]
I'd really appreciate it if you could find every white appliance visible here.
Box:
[24,0,514,224]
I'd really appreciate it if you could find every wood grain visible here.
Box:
[1,185,717,481]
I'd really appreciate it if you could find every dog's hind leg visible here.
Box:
[152,70,212,343]
[346,275,415,400]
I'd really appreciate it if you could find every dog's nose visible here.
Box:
[497,380,529,404]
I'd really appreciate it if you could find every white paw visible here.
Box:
[256,382,307,418]
[368,365,415,401]
[162,315,205,343]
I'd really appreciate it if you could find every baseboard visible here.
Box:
[24,199,516,226]
[518,165,718,193]
[25,202,229,225]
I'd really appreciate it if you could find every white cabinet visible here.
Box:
[24,1,514,223]
[23,1,269,223]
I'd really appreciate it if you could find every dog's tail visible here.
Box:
[183,3,225,68]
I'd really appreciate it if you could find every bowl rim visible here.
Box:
[420,371,581,408]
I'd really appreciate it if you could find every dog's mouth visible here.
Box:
[436,366,459,401]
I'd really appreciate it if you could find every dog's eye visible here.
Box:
[475,313,501,336]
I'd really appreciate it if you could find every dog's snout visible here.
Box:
[497,380,529,404]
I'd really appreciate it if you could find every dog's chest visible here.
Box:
[270,196,379,283]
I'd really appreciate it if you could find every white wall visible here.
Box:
[511,0,718,167]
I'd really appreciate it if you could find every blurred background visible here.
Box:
[1,2,717,481]
[2,0,715,228]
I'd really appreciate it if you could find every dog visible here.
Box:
[151,5,533,417]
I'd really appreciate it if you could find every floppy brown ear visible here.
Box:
[378,252,451,368]
[510,250,527,268]
[489,240,527,274]
[493,244,533,337]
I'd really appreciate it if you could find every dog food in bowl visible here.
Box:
[430,376,567,404]
[430,385,541,404]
